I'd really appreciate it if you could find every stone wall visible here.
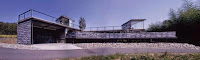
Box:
[67,31,176,39]
[17,20,32,44]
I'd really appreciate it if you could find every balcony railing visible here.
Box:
[85,26,122,31]
[18,9,79,29]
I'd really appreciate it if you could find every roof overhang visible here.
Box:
[18,17,80,31]
[121,19,146,26]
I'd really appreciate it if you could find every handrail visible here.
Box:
[18,9,80,29]
[85,26,122,31]
[18,9,58,21]
[32,9,57,19]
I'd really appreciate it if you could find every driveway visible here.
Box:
[0,47,200,60]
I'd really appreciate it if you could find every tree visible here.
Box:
[169,9,177,20]
[79,17,86,31]
[0,22,17,35]
[147,0,200,44]
[181,0,194,12]
[147,22,162,32]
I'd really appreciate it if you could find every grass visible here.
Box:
[0,35,17,38]
[54,52,200,60]
[0,39,17,44]
[0,35,17,44]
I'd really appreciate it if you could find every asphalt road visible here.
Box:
[0,47,200,60]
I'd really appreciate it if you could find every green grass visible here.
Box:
[0,35,17,38]
[54,52,200,60]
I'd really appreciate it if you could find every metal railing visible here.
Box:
[18,9,57,22]
[18,9,80,29]
[85,26,122,31]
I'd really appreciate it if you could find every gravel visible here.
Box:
[0,43,199,50]
[74,43,200,49]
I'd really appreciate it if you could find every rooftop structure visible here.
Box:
[84,19,145,32]
[121,19,145,30]
[56,15,75,27]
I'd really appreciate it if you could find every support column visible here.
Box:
[143,21,144,29]
[31,20,33,44]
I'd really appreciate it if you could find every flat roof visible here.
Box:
[18,17,80,31]
[122,19,146,26]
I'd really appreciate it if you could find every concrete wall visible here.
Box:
[17,20,32,44]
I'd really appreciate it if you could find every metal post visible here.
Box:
[109,32,110,39]
[73,39,74,44]
[18,15,20,21]
[24,14,25,19]
[52,17,53,22]
[31,20,33,44]
[31,9,33,17]
[143,21,144,29]
[126,32,128,38]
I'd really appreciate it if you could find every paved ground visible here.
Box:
[0,47,200,60]
[32,43,82,50]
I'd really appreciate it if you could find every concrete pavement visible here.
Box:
[0,47,200,60]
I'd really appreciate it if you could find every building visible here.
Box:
[17,9,177,44]
[17,9,79,44]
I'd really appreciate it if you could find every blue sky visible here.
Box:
[0,0,189,29]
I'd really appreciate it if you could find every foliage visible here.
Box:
[0,22,17,35]
[55,53,200,60]
[147,22,162,32]
[79,17,86,31]
[147,0,200,44]
[147,0,200,32]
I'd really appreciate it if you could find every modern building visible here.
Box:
[17,9,79,44]
[17,9,177,44]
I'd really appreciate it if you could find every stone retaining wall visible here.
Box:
[67,31,176,39]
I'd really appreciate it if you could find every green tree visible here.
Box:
[79,17,86,31]
[0,22,17,35]
[147,0,200,44]
[147,22,162,32]
[181,0,194,12]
